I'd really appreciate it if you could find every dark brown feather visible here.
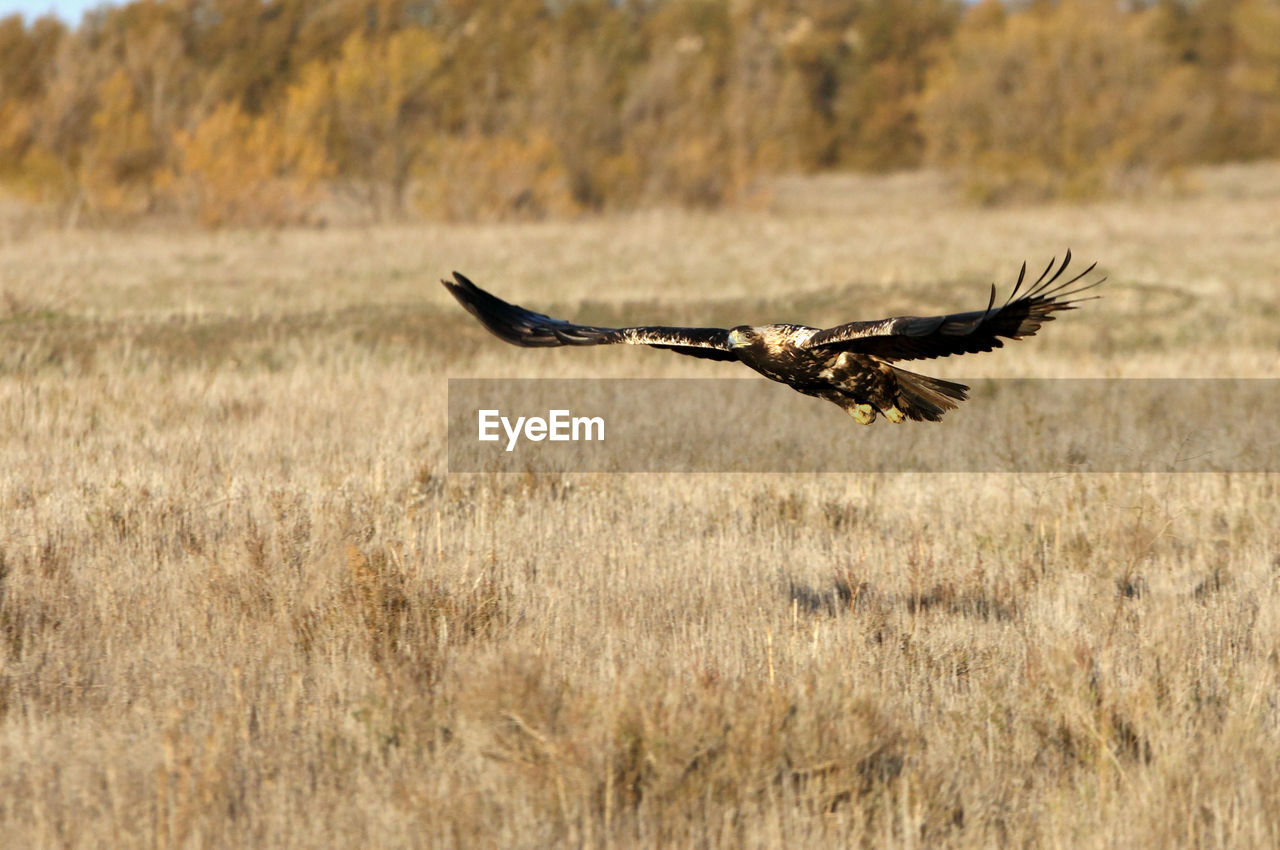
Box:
[442,272,738,361]
[802,251,1102,362]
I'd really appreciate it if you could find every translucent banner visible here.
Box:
[447,379,1280,473]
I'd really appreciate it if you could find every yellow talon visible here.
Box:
[849,404,876,425]
[884,406,905,423]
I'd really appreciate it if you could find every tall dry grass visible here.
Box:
[1,165,1279,847]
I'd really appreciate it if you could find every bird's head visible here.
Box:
[727,326,758,349]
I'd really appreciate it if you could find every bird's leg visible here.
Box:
[883,406,906,424]
[847,404,876,425]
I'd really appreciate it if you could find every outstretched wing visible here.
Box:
[802,251,1102,362]
[443,272,738,361]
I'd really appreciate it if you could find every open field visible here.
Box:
[2,166,1279,847]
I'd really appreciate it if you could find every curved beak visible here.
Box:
[727,329,745,348]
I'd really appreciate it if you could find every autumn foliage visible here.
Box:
[0,0,1278,226]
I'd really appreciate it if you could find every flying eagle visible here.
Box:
[444,253,1102,424]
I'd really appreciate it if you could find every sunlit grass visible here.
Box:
[1,164,1278,847]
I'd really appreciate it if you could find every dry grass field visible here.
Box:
[2,166,1279,848]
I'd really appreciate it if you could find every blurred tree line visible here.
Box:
[0,0,1278,226]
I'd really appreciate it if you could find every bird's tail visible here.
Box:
[892,367,969,422]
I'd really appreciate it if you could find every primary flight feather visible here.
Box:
[443,253,1102,424]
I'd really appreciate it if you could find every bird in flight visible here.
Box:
[443,253,1102,424]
